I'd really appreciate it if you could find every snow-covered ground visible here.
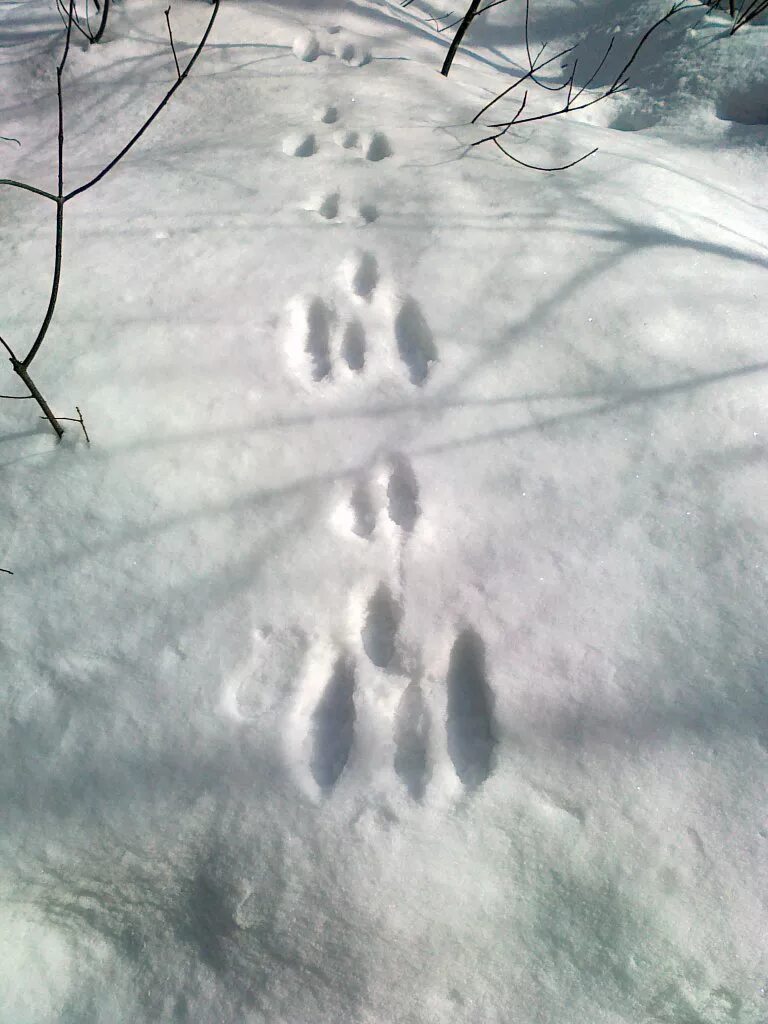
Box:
[1,0,767,1020]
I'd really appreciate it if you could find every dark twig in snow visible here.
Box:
[472,45,575,123]
[0,568,13,576]
[165,7,182,81]
[703,0,768,32]
[39,405,90,443]
[55,0,110,44]
[441,0,514,76]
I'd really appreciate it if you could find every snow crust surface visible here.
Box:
[1,0,767,1021]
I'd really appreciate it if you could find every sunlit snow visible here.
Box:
[1,0,767,1021]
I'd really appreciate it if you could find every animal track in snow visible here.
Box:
[345,250,379,299]
[350,476,375,538]
[222,627,305,722]
[310,654,356,791]
[358,202,378,224]
[336,129,360,150]
[395,296,438,386]
[287,273,436,392]
[446,628,496,788]
[292,31,320,62]
[282,132,317,158]
[287,295,332,382]
[318,105,339,124]
[394,681,430,801]
[333,39,371,66]
[317,192,340,220]
[343,455,420,540]
[305,297,333,381]
[291,30,370,67]
[364,131,393,162]
[342,317,366,372]
[387,454,420,533]
[308,193,377,228]
[362,583,401,669]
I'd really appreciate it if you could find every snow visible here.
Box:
[1,0,767,1021]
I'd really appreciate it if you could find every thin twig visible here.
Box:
[610,1,697,91]
[0,568,13,576]
[0,392,33,399]
[64,0,221,201]
[21,0,74,370]
[39,405,90,442]
[55,0,91,42]
[471,90,527,145]
[472,44,574,122]
[523,0,567,93]
[90,0,110,43]
[493,137,598,171]
[1,136,21,146]
[0,334,16,361]
[76,405,90,443]
[472,0,696,173]
[480,2,697,132]
[441,0,482,76]
[164,7,182,80]
[0,179,57,200]
[2,0,220,439]
[570,37,614,105]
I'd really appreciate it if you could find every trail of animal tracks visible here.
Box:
[1,0,767,1021]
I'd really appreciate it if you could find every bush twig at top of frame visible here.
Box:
[470,0,700,171]
[55,0,111,45]
[703,0,768,32]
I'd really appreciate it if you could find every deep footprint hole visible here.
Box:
[342,319,366,373]
[394,681,430,801]
[351,252,379,298]
[359,203,379,224]
[446,628,496,788]
[387,455,420,533]
[310,655,356,791]
[306,297,332,381]
[318,193,340,219]
[362,584,401,669]
[395,296,437,386]
[365,131,392,162]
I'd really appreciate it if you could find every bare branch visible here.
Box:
[570,37,614,105]
[441,0,482,76]
[522,0,569,93]
[493,136,598,171]
[1,135,21,146]
[55,0,91,43]
[39,405,90,442]
[64,0,221,201]
[165,6,182,81]
[0,334,16,362]
[472,44,574,122]
[90,0,110,43]
[0,179,57,200]
[471,90,527,145]
[20,0,74,370]
[609,1,699,92]
[469,0,698,175]
[0,568,13,576]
